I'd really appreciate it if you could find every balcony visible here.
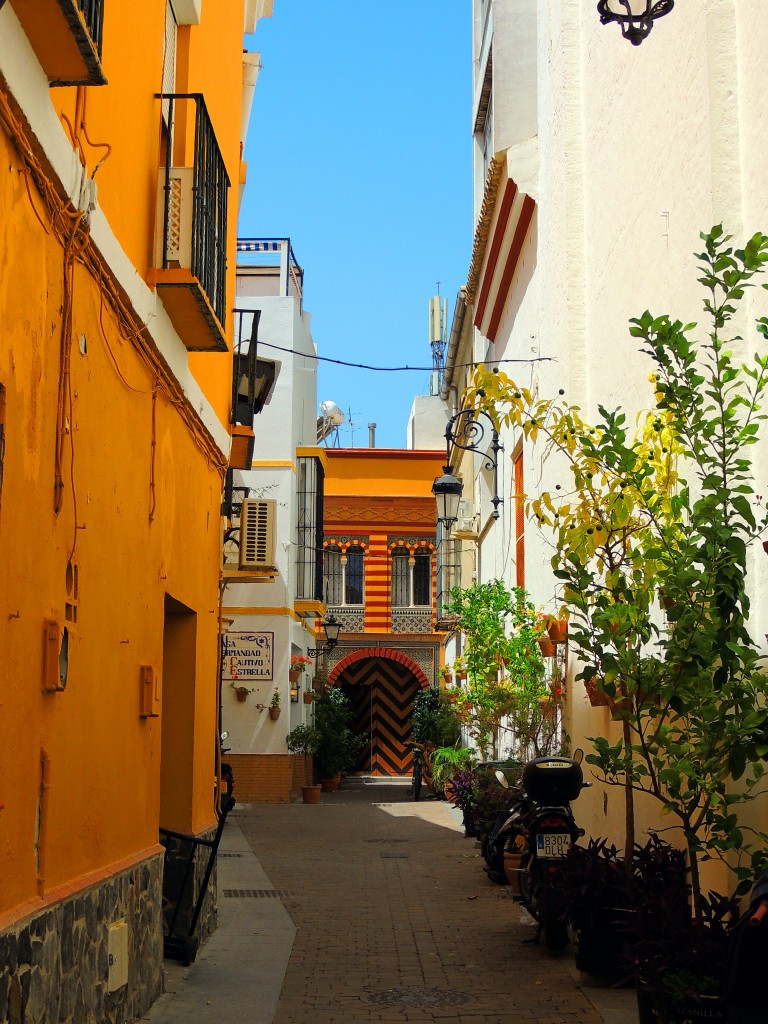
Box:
[236,239,303,310]
[149,94,229,353]
[11,0,106,86]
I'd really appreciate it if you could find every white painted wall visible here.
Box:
[455,0,768,851]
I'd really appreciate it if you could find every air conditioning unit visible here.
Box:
[155,167,193,268]
[453,516,479,538]
[239,499,276,570]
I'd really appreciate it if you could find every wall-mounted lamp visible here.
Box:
[290,679,300,703]
[597,0,674,46]
[308,614,342,657]
[432,409,503,530]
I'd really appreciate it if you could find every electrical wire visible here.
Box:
[256,339,554,372]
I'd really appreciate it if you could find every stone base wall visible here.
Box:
[0,852,164,1024]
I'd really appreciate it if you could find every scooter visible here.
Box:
[486,752,587,950]
[220,731,236,813]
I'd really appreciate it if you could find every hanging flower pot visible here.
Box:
[312,677,324,692]
[584,677,609,707]
[268,706,281,721]
[234,686,250,703]
[547,618,568,643]
[289,669,301,683]
[303,691,314,705]
[538,638,556,658]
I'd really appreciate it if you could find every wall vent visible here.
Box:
[239,499,276,570]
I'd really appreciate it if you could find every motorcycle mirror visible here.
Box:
[220,731,229,742]
[573,748,584,764]
[495,770,510,789]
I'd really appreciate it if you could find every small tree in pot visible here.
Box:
[286,723,321,803]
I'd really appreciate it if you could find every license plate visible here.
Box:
[536,833,570,859]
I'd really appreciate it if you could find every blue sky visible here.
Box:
[242,3,472,450]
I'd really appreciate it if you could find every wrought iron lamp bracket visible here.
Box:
[444,409,503,519]
[596,0,674,46]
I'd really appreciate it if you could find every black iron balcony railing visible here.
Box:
[78,0,104,57]
[157,93,230,328]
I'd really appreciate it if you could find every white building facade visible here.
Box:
[439,0,768,860]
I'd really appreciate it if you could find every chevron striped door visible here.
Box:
[339,657,421,776]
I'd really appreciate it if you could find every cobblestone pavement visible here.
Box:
[234,778,635,1024]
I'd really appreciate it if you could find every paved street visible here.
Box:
[146,778,637,1024]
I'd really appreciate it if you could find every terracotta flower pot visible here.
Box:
[234,686,249,702]
[584,677,609,707]
[301,785,322,804]
[312,678,324,692]
[289,669,301,683]
[538,638,556,658]
[547,618,568,643]
[320,777,339,793]
[268,706,281,720]
[302,691,314,705]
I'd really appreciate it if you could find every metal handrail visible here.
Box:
[78,0,104,56]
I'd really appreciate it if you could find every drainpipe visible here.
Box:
[368,423,376,448]
[440,288,468,410]
[36,748,51,895]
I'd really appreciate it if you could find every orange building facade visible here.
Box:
[0,3,267,1021]
[321,448,446,777]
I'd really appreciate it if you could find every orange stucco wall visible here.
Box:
[49,1,245,426]
[0,1,246,918]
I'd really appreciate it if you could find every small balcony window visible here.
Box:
[151,93,230,352]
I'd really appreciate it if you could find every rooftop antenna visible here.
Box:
[347,407,361,448]
[429,285,447,396]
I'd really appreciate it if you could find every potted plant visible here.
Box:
[453,654,468,681]
[441,581,553,759]
[311,667,328,693]
[314,688,365,789]
[289,654,312,684]
[286,723,321,803]
[438,664,453,685]
[268,689,281,720]
[302,689,314,705]
[230,681,254,703]
[429,745,476,799]
[410,686,462,748]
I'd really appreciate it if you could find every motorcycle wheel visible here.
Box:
[524,869,570,951]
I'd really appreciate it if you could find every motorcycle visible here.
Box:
[484,752,587,950]
[219,731,236,813]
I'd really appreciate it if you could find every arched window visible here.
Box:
[345,545,365,605]
[324,545,342,605]
[392,546,410,607]
[391,546,432,608]
[413,549,432,607]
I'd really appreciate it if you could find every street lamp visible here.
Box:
[432,409,503,529]
[597,0,674,46]
[308,614,342,657]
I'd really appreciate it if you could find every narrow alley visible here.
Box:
[145,781,635,1024]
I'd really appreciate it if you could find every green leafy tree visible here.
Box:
[468,227,768,922]
[442,580,557,759]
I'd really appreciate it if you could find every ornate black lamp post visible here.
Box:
[597,0,674,45]
[432,409,503,530]
[308,614,342,657]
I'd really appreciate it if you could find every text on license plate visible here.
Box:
[536,833,570,859]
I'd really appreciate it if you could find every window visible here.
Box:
[413,550,431,607]
[392,546,431,608]
[324,545,343,606]
[296,455,324,601]
[345,546,365,606]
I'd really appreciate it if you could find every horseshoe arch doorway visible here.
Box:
[331,651,428,777]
